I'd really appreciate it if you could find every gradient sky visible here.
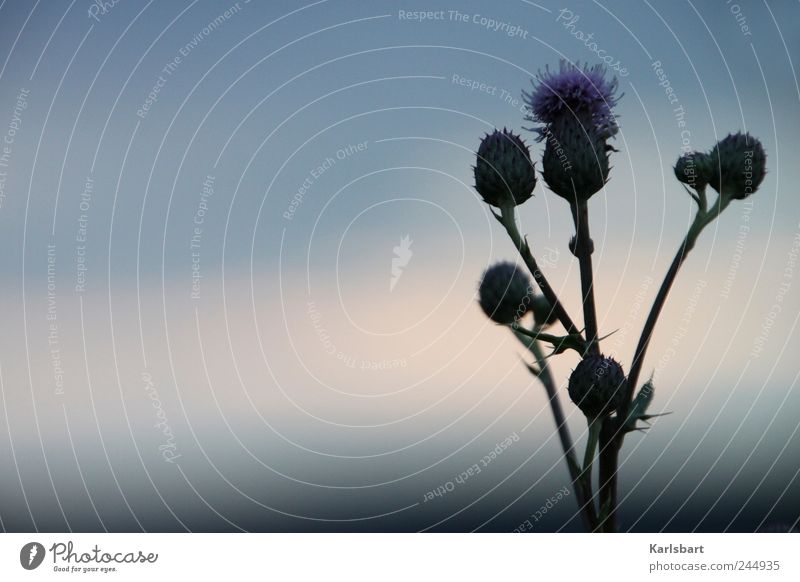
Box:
[0,0,798,532]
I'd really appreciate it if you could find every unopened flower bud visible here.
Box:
[568,354,626,418]
[474,129,537,208]
[709,133,766,200]
[478,262,532,324]
[674,151,712,190]
[541,113,610,203]
[531,294,558,328]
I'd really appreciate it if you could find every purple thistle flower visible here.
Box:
[523,60,621,140]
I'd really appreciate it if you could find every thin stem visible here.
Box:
[597,424,618,532]
[499,204,581,336]
[582,415,603,529]
[598,192,729,533]
[582,417,602,477]
[571,201,600,355]
[622,196,727,418]
[514,331,598,531]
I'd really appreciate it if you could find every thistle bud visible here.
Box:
[474,129,537,208]
[568,354,626,418]
[674,151,712,190]
[530,294,558,328]
[541,113,610,203]
[708,133,766,200]
[478,262,532,324]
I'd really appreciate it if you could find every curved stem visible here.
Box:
[598,192,729,533]
[622,197,727,419]
[499,205,581,336]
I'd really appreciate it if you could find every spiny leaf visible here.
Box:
[623,376,670,433]
[512,323,587,356]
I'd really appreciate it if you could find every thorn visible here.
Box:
[599,329,619,340]
[641,411,672,421]
[526,364,542,377]
[681,183,701,205]
[519,355,540,377]
[542,348,560,360]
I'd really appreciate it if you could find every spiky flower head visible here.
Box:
[478,262,532,324]
[524,60,620,140]
[568,354,626,419]
[474,129,537,208]
[708,133,766,201]
[674,151,712,191]
[530,294,558,328]
[541,113,610,202]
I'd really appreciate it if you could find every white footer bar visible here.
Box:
[1,533,796,580]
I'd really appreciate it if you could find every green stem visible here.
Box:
[582,417,602,479]
[597,422,618,533]
[571,200,600,356]
[622,194,728,420]
[599,190,730,533]
[500,204,581,336]
[514,331,598,531]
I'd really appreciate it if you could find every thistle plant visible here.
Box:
[469,60,767,532]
